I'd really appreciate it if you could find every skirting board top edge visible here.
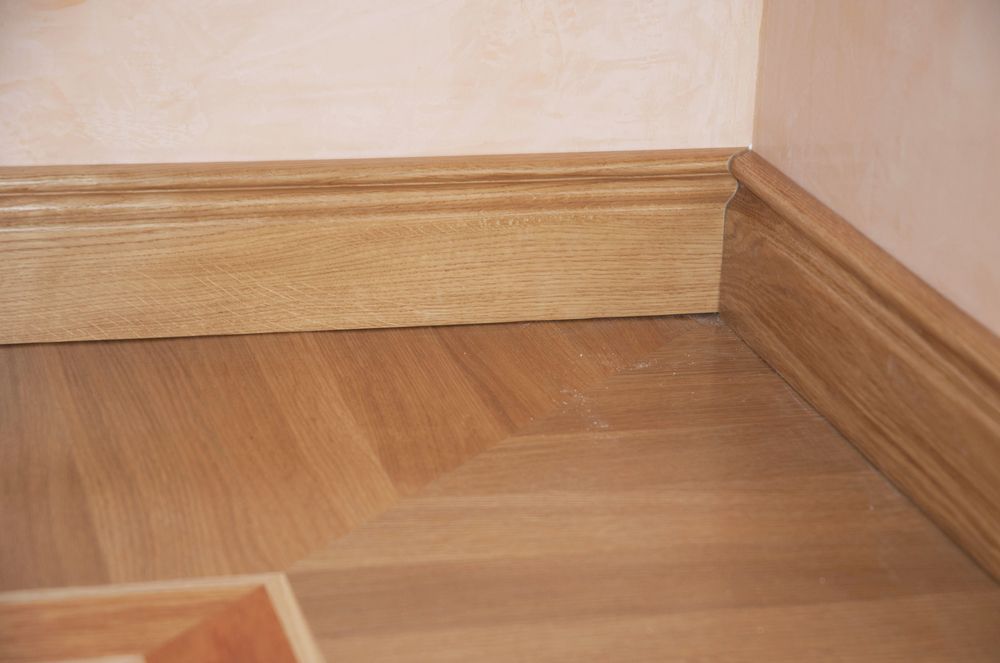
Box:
[0,147,742,195]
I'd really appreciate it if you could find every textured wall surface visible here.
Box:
[754,0,1000,334]
[0,0,761,165]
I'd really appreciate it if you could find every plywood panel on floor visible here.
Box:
[0,580,253,662]
[287,322,1000,662]
[0,574,319,663]
[144,587,297,663]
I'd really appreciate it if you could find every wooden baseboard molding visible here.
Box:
[721,150,1000,580]
[0,148,737,344]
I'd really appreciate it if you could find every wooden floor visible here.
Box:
[1,316,690,590]
[2,315,998,660]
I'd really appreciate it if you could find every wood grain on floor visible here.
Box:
[287,321,1000,662]
[3,315,996,661]
[0,580,254,662]
[144,586,297,663]
[0,316,696,590]
[0,574,320,663]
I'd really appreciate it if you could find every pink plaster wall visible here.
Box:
[0,0,761,165]
[753,0,1000,334]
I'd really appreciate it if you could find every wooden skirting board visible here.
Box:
[0,148,737,344]
[721,150,1000,580]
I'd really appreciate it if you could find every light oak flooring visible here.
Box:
[0,316,689,590]
[2,315,997,661]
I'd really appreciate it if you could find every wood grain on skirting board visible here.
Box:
[0,148,737,345]
[721,150,1000,581]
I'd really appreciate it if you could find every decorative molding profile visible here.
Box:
[721,150,1000,580]
[0,148,738,344]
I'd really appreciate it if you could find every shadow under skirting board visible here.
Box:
[721,150,1000,580]
[0,148,737,345]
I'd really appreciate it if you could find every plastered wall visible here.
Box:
[753,0,1000,333]
[0,0,761,165]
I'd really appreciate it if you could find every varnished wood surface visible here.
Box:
[4,315,997,660]
[288,321,1000,661]
[721,151,1000,580]
[0,579,254,662]
[0,149,736,345]
[144,587,296,663]
[0,148,737,194]
[0,574,320,663]
[0,316,693,590]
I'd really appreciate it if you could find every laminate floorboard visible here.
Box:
[5,315,996,661]
[288,321,1000,661]
[0,316,694,590]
